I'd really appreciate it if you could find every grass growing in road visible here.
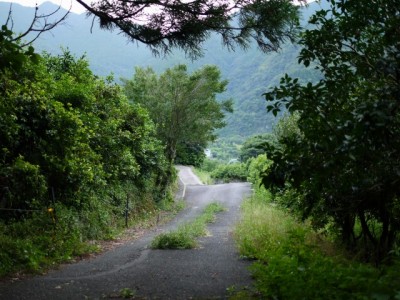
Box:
[151,202,224,249]
[192,167,213,185]
[234,190,400,299]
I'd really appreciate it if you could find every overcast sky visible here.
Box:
[0,0,87,14]
[0,0,313,15]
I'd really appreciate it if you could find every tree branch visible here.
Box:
[5,2,71,47]
[74,0,300,58]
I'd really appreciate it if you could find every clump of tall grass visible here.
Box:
[151,202,224,249]
[234,190,400,299]
[192,168,214,185]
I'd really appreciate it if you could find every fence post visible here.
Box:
[125,194,129,228]
[51,187,57,225]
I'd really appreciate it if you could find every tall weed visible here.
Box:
[151,202,224,249]
[235,189,400,299]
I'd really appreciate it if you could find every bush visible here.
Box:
[199,158,223,173]
[234,189,400,299]
[246,154,272,186]
[0,206,97,276]
[211,163,247,183]
[0,34,173,277]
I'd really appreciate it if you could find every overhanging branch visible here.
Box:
[4,2,71,47]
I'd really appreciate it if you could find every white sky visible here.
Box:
[0,0,313,15]
[0,0,88,14]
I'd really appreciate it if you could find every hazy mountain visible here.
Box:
[0,1,325,140]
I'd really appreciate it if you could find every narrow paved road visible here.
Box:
[0,167,252,299]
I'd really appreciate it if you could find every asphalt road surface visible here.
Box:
[0,166,253,299]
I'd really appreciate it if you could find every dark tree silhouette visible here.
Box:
[75,0,304,58]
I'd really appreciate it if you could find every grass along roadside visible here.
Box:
[192,167,213,185]
[151,202,224,249]
[0,198,185,279]
[234,189,400,299]
[94,199,186,253]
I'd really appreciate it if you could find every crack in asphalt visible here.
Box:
[43,249,152,281]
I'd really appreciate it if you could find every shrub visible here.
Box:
[235,189,400,299]
[246,154,272,186]
[199,158,223,173]
[211,163,247,183]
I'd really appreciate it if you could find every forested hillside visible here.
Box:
[0,1,322,140]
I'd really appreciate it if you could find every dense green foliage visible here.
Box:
[197,152,270,184]
[235,186,400,299]
[263,0,400,263]
[0,2,323,143]
[210,162,247,183]
[239,133,278,162]
[123,64,232,164]
[175,142,206,167]
[246,154,272,187]
[209,137,242,161]
[0,28,173,276]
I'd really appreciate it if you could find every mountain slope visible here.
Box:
[0,1,324,140]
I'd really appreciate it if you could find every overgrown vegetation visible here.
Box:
[151,202,224,249]
[263,0,400,263]
[209,137,242,162]
[194,159,247,184]
[210,163,247,183]
[192,168,213,185]
[0,27,174,277]
[194,152,270,184]
[235,188,400,299]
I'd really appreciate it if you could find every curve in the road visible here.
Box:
[176,165,204,199]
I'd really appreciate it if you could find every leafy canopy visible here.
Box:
[123,64,232,163]
[0,28,169,214]
[263,0,400,262]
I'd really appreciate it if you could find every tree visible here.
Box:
[263,0,400,263]
[175,142,206,167]
[239,133,277,162]
[75,0,303,58]
[0,36,169,214]
[0,33,174,274]
[2,2,70,47]
[123,64,233,163]
[0,25,39,73]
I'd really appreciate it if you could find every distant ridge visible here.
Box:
[0,1,323,139]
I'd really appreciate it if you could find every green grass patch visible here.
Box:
[0,206,102,277]
[0,195,185,278]
[192,167,213,185]
[151,202,224,249]
[234,191,400,299]
[119,287,136,298]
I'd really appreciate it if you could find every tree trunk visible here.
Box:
[341,213,356,249]
[358,210,377,247]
